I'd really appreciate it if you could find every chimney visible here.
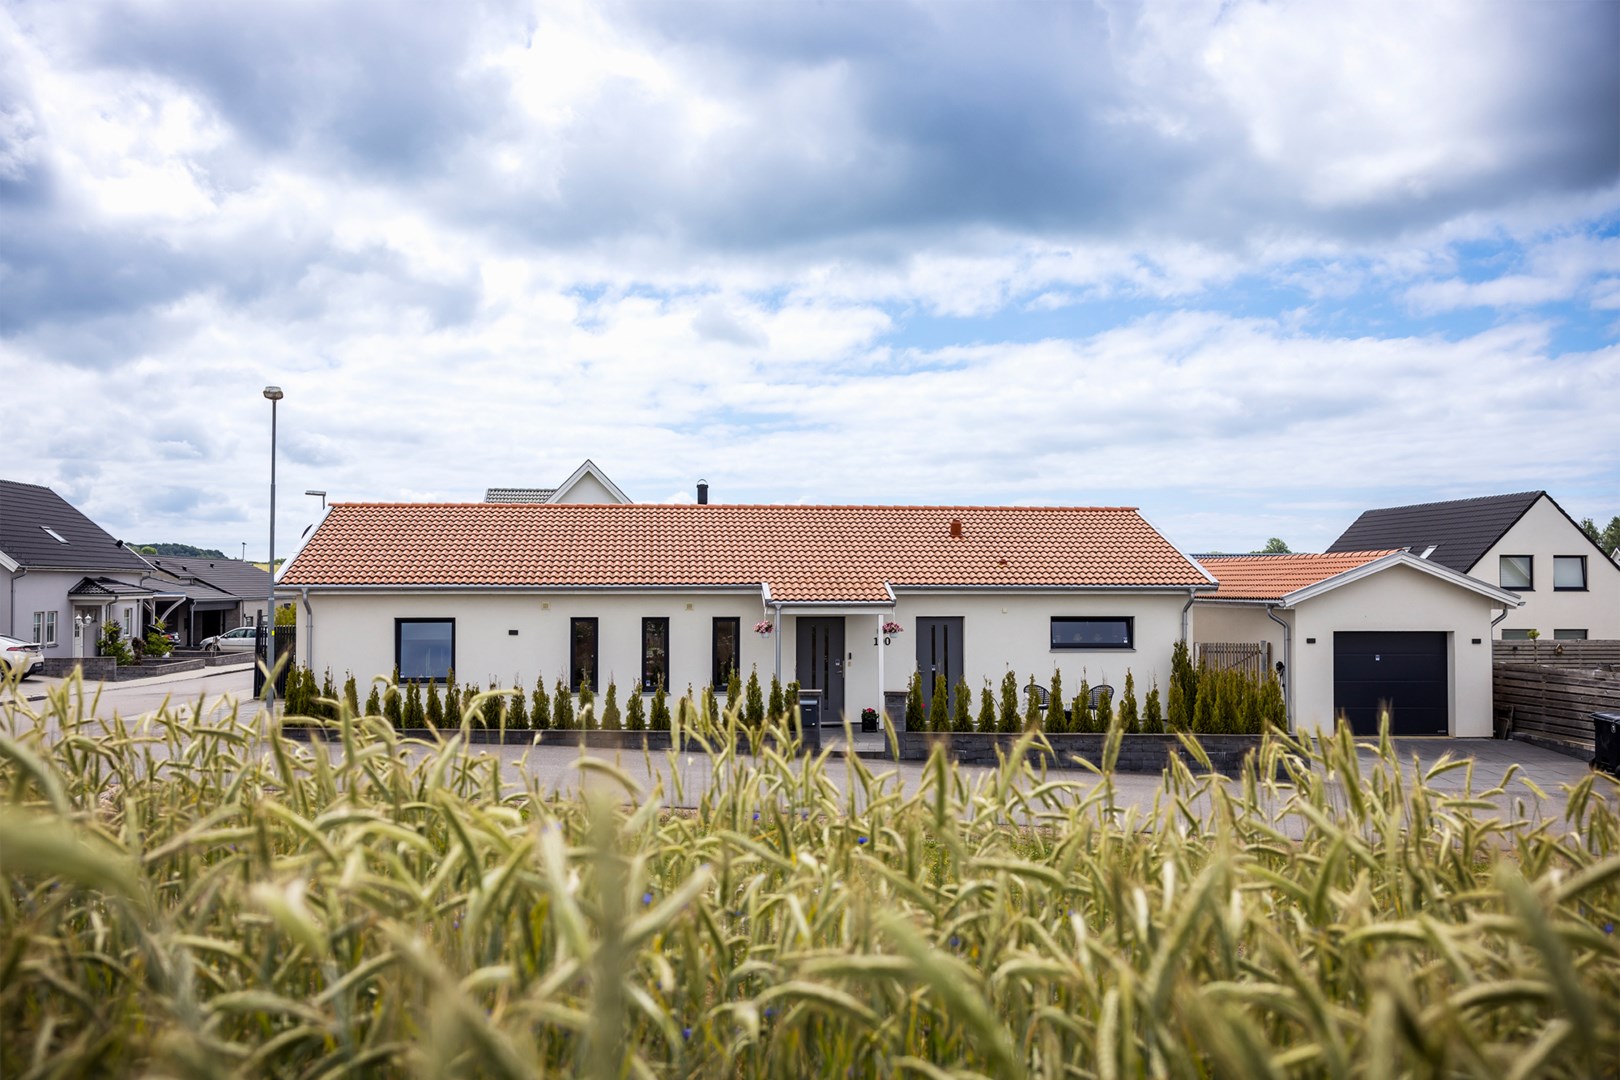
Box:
[697,480,709,505]
[949,518,963,538]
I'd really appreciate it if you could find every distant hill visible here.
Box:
[138,543,227,558]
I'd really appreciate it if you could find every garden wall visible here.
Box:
[1494,662,1620,751]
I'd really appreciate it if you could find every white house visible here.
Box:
[278,502,1217,722]
[1,479,156,664]
[1326,491,1619,642]
[484,460,631,506]
[1193,550,1522,737]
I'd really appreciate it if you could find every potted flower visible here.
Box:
[753,620,774,636]
[881,621,904,635]
[860,706,879,733]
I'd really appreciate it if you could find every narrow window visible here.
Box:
[1051,616,1134,650]
[641,617,670,692]
[396,618,455,682]
[44,611,56,647]
[1500,629,1533,640]
[32,612,43,646]
[712,617,740,689]
[1553,556,1587,591]
[1553,629,1588,640]
[1499,555,1533,590]
[570,617,599,692]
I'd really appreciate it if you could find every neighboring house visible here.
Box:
[484,460,630,505]
[278,503,1217,722]
[0,479,156,663]
[1326,491,1620,641]
[144,557,272,646]
[1192,551,1522,737]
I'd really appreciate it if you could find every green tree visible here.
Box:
[1023,679,1042,732]
[601,680,622,731]
[1171,641,1197,729]
[744,667,765,729]
[651,679,671,732]
[508,680,529,729]
[531,675,550,731]
[404,681,423,728]
[626,686,646,732]
[905,671,926,732]
[1580,515,1620,555]
[554,680,575,730]
[320,669,337,719]
[977,682,996,733]
[343,674,360,719]
[577,683,595,729]
[1254,537,1291,554]
[1262,673,1287,731]
[425,679,443,726]
[383,671,402,726]
[995,671,1018,734]
[1074,677,1093,734]
[1142,678,1164,734]
[768,674,785,725]
[1118,670,1139,734]
[702,685,719,732]
[1047,669,1066,735]
[952,676,973,733]
[444,672,462,726]
[364,683,381,718]
[726,669,743,714]
[928,673,949,733]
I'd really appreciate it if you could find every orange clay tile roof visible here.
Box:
[1194,551,1403,601]
[279,503,1214,601]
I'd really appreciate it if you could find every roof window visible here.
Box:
[41,526,68,544]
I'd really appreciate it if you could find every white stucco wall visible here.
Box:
[294,588,1193,720]
[1475,496,1620,639]
[1195,563,1502,737]
[551,473,621,505]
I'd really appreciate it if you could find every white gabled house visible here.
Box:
[1193,550,1522,737]
[278,502,1217,722]
[1326,491,1619,642]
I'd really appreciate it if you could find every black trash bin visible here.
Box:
[1594,712,1620,777]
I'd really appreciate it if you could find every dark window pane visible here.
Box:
[1500,555,1532,590]
[397,619,454,681]
[570,618,598,692]
[713,618,739,688]
[1050,617,1133,650]
[642,618,669,692]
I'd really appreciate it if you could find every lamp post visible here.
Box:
[263,385,283,711]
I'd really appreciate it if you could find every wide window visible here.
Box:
[1499,555,1533,590]
[570,617,599,692]
[1553,629,1588,640]
[712,617,740,689]
[1051,616,1134,650]
[642,617,669,692]
[1500,629,1533,640]
[396,619,454,682]
[1553,556,1587,591]
[32,611,57,647]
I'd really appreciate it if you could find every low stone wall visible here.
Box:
[281,725,821,754]
[897,731,1269,774]
[112,658,207,681]
[41,657,117,680]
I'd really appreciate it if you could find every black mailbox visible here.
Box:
[796,690,823,753]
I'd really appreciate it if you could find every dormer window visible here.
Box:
[41,526,67,544]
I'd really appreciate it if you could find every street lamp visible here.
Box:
[263,385,283,711]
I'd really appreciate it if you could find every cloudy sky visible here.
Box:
[3,0,1617,560]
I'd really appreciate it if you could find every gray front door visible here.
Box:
[796,618,845,723]
[916,617,964,712]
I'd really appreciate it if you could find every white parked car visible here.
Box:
[0,634,44,679]
[200,626,260,653]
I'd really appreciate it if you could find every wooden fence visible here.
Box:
[1493,639,1620,668]
[1198,642,1272,679]
[1494,663,1620,748]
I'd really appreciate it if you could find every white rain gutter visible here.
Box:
[1265,604,1293,729]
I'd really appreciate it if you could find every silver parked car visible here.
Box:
[0,634,45,679]
[200,626,260,653]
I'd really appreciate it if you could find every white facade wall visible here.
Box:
[295,588,1193,719]
[1192,563,1502,737]
[551,473,621,505]
[1475,497,1620,640]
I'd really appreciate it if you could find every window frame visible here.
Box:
[712,617,740,690]
[33,610,57,647]
[1500,629,1533,640]
[1552,555,1587,592]
[569,617,599,693]
[1553,629,1588,641]
[1050,616,1135,651]
[641,617,670,693]
[1499,554,1533,591]
[394,618,455,683]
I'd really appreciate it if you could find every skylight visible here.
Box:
[41,526,68,544]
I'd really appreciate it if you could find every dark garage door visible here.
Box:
[1333,631,1448,736]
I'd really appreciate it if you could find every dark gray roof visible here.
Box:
[67,576,153,598]
[485,487,555,503]
[1326,491,1544,573]
[0,479,152,573]
[148,556,270,600]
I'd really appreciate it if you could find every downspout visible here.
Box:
[1180,588,1196,642]
[1491,607,1511,630]
[773,601,784,684]
[8,567,24,638]
[300,588,315,675]
[1266,604,1292,730]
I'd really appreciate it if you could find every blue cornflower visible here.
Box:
[642,892,654,905]
[857,836,868,845]
[682,1027,692,1041]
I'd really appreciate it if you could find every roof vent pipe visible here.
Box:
[697,480,709,505]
